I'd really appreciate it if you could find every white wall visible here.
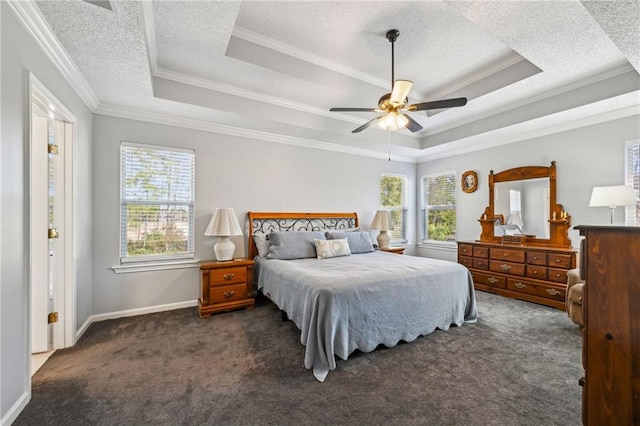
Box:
[91,114,417,315]
[1,3,93,423]
[417,115,640,262]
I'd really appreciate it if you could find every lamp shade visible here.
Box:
[589,185,637,207]
[204,208,242,237]
[370,210,393,230]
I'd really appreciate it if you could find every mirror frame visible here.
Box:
[478,161,572,248]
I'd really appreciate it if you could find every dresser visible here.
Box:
[198,259,255,318]
[575,225,640,425]
[457,241,576,310]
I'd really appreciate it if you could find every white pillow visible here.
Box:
[253,234,270,258]
[314,238,351,259]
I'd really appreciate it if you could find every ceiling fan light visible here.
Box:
[378,112,408,131]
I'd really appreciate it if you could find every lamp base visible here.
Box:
[214,237,235,261]
[377,230,391,250]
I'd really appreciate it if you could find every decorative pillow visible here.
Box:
[325,230,375,254]
[314,238,351,259]
[253,234,270,258]
[267,231,326,260]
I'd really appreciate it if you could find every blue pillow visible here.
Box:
[325,230,374,254]
[267,231,326,260]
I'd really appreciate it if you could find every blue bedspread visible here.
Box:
[255,251,477,382]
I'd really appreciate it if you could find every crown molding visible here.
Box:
[7,0,99,111]
[232,26,389,90]
[140,1,158,76]
[418,103,640,163]
[154,68,365,125]
[94,103,417,163]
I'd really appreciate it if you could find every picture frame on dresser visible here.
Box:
[458,161,576,310]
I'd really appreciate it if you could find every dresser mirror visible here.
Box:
[478,161,572,248]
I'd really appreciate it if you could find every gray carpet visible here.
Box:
[16,291,582,426]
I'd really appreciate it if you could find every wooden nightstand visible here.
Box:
[198,258,255,318]
[380,247,404,255]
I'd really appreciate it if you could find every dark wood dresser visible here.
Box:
[457,241,576,310]
[575,225,640,425]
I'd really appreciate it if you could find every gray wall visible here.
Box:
[91,114,417,315]
[1,3,93,422]
[417,115,640,261]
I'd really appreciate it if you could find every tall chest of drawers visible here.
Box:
[457,241,576,310]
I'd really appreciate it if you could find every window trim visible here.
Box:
[119,141,195,265]
[380,172,408,244]
[421,170,457,244]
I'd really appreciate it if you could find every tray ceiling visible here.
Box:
[21,0,640,161]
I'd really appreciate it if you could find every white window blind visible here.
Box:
[422,171,457,242]
[120,142,195,262]
[379,174,407,243]
[625,140,640,226]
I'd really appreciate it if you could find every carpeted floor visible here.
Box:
[15,291,583,426]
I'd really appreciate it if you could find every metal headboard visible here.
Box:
[246,212,359,259]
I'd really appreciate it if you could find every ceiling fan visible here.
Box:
[330,29,468,133]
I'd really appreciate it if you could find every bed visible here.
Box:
[248,212,477,382]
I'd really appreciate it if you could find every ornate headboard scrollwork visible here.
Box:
[246,212,359,259]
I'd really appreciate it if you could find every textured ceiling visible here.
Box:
[28,0,640,161]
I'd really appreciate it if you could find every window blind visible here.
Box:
[120,142,195,262]
[422,171,457,242]
[625,141,640,226]
[380,174,408,243]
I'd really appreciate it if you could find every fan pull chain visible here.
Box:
[388,131,391,161]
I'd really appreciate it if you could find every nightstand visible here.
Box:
[381,247,404,255]
[198,258,255,318]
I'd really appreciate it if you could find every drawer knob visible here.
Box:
[223,290,235,298]
[488,277,499,284]
[546,288,561,296]
[500,264,511,271]
[504,253,508,257]
[556,259,561,263]
[514,282,526,289]
[533,256,539,260]
[223,273,235,280]
[533,270,538,274]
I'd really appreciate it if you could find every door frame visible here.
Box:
[28,73,77,354]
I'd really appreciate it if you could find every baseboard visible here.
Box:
[1,390,29,426]
[75,299,198,341]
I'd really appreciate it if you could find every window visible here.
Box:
[421,171,456,242]
[379,173,407,243]
[120,142,195,263]
[625,140,640,226]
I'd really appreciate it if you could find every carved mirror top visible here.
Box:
[479,161,572,248]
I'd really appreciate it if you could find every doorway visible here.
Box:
[29,74,77,373]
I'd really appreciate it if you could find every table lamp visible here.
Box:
[204,208,242,261]
[589,185,637,224]
[371,210,393,249]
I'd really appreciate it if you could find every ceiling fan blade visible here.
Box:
[330,107,378,112]
[352,117,380,133]
[407,97,468,111]
[403,114,423,133]
[390,80,413,104]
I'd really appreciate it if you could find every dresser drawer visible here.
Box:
[490,248,525,263]
[526,251,547,265]
[548,254,572,268]
[526,265,548,280]
[473,246,489,258]
[210,283,249,304]
[548,268,570,283]
[472,271,506,289]
[507,278,565,302]
[209,266,247,286]
[458,244,473,256]
[489,260,525,276]
[458,256,473,268]
[472,258,489,270]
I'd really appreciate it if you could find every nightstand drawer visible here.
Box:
[210,283,249,304]
[209,266,247,286]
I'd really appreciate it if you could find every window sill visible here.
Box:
[418,241,457,252]
[112,260,199,274]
